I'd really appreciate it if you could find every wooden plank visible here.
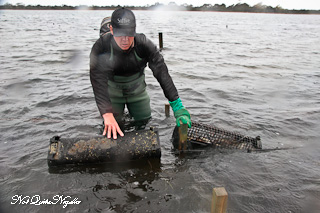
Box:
[178,123,188,150]
[159,32,163,49]
[211,187,228,213]
[165,103,170,117]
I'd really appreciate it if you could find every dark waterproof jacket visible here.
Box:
[90,33,179,116]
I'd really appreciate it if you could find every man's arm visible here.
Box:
[90,38,113,115]
[90,38,124,138]
[138,35,179,102]
[139,34,192,127]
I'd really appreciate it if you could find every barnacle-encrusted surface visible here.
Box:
[48,128,160,166]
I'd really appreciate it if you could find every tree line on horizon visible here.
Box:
[1,2,319,14]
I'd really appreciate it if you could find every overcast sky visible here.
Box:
[1,0,319,10]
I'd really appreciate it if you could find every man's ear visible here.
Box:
[110,25,114,35]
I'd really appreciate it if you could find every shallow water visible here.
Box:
[0,10,320,213]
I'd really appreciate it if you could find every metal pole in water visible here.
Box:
[211,187,228,213]
[159,32,163,49]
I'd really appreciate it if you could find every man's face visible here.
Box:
[110,25,134,50]
[113,36,134,50]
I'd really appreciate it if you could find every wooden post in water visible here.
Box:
[165,103,170,117]
[178,123,188,150]
[211,187,228,213]
[159,32,163,49]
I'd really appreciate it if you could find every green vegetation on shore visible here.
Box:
[1,2,319,14]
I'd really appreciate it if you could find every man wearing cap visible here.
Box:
[90,8,191,139]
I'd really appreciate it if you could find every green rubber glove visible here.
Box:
[169,98,192,128]
[174,108,192,128]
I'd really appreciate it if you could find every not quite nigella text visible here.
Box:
[11,195,81,208]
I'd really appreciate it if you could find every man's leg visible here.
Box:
[110,101,125,122]
[126,90,151,129]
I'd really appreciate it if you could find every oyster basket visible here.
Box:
[172,122,262,151]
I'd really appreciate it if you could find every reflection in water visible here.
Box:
[49,159,162,212]
[48,158,161,174]
[92,163,160,212]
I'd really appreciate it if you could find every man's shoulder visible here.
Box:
[135,33,148,44]
[135,33,156,49]
[92,33,112,53]
[100,33,112,44]
[134,33,158,57]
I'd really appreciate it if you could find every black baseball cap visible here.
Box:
[111,8,136,37]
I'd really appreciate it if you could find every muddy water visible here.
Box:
[0,10,320,212]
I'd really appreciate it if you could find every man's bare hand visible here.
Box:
[102,113,124,139]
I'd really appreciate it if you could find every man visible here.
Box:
[90,8,191,139]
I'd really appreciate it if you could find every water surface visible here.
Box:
[0,10,320,212]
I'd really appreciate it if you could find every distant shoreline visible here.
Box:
[1,3,319,15]
[2,9,319,16]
